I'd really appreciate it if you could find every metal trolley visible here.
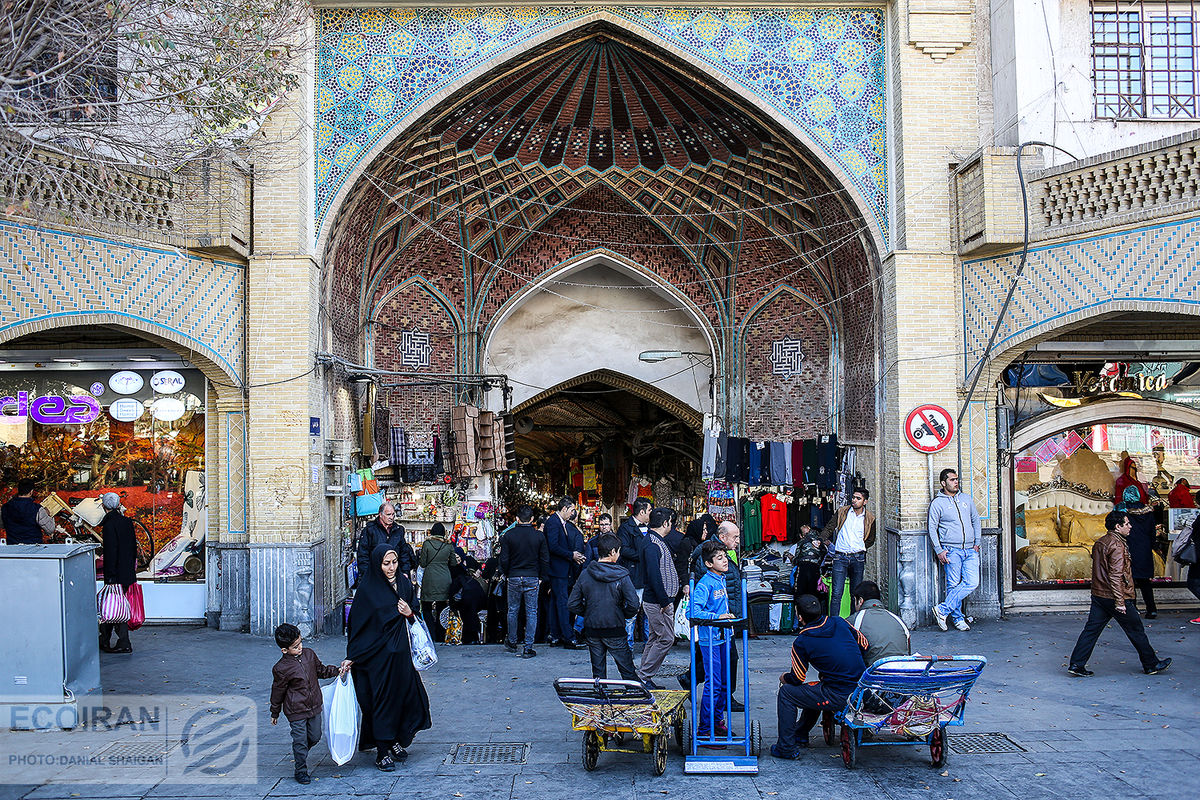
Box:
[685,578,760,774]
[554,679,691,776]
[823,655,988,769]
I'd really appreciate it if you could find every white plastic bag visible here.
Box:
[321,673,361,766]
[673,597,690,639]
[408,617,438,671]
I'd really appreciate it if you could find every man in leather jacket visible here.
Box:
[1068,510,1170,676]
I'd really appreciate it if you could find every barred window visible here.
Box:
[1092,1,1200,119]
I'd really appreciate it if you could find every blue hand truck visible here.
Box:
[684,577,760,774]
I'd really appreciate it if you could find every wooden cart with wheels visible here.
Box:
[834,655,987,770]
[554,678,690,776]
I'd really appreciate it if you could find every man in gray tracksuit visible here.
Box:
[927,468,981,632]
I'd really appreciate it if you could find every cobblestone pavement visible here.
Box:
[2,612,1197,799]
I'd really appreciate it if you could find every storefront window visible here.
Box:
[1013,421,1198,588]
[0,368,207,582]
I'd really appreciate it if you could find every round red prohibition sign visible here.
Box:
[904,404,954,453]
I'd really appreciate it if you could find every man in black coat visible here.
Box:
[617,498,652,644]
[356,503,413,585]
[1,478,56,544]
[543,497,585,648]
[498,505,549,658]
[99,493,137,653]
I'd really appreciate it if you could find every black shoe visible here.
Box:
[729,699,745,713]
[642,679,662,690]
[294,772,310,785]
[376,754,395,772]
[521,648,537,659]
[110,645,132,653]
[390,743,408,761]
[504,640,519,653]
[1067,665,1094,677]
[562,640,584,650]
[1145,611,1158,619]
[1144,658,1171,675]
[677,673,691,691]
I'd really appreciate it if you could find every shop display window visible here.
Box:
[1013,421,1198,588]
[0,369,206,582]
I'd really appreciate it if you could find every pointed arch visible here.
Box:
[512,368,703,430]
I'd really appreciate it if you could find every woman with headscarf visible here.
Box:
[448,555,488,644]
[1117,485,1159,618]
[98,492,137,653]
[418,522,458,642]
[347,544,432,771]
[1168,478,1197,509]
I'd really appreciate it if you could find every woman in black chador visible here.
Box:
[347,544,432,771]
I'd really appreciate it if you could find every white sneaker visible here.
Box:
[932,606,948,631]
[953,617,971,631]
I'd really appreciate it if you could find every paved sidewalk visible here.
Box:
[2,612,1197,799]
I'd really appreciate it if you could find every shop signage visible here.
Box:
[150,370,186,393]
[109,371,144,395]
[1069,362,1178,395]
[904,403,954,453]
[149,397,186,422]
[109,398,145,422]
[0,391,101,425]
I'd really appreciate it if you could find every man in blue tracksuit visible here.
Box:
[690,540,736,742]
[771,595,867,759]
[927,468,982,632]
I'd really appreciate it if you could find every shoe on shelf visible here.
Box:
[504,640,518,653]
[1067,665,1094,677]
[729,699,745,713]
[953,617,971,632]
[294,772,310,785]
[1190,617,1200,625]
[769,744,801,760]
[932,606,948,631]
[1144,658,1171,675]
[375,754,395,772]
[520,648,537,659]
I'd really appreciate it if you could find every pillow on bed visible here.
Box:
[1021,507,1062,545]
[1062,511,1108,546]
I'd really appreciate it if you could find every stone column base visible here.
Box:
[888,528,1001,628]
[207,542,250,631]
[249,540,327,638]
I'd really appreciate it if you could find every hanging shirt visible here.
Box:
[835,508,868,554]
[761,493,789,542]
[741,497,762,548]
[817,434,839,490]
[783,444,793,485]
[748,442,763,487]
[791,440,804,488]
[802,439,818,484]
[726,437,750,485]
[702,430,719,481]
[769,442,787,486]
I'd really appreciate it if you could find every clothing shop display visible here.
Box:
[791,441,804,488]
[816,434,839,489]
[802,439,817,485]
[725,437,750,485]
[742,497,762,549]
[769,442,787,487]
[748,442,763,487]
[761,493,789,542]
[707,481,737,521]
[782,444,793,485]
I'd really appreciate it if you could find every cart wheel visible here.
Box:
[840,725,857,769]
[822,710,835,746]
[652,734,668,776]
[673,719,684,752]
[749,720,762,756]
[929,727,948,768]
[582,731,601,771]
[682,717,693,755]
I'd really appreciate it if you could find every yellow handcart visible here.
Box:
[554,678,690,775]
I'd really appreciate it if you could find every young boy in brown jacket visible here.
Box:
[270,623,351,783]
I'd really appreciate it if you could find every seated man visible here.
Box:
[848,581,911,666]
[772,594,867,759]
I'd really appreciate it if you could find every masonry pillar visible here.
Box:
[244,38,329,637]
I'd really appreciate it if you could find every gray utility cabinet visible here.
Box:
[0,544,101,717]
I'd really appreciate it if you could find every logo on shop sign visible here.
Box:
[904,404,954,454]
[109,398,145,422]
[109,370,144,394]
[0,392,101,425]
[150,370,186,393]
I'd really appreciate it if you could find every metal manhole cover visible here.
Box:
[94,740,182,760]
[452,743,529,764]
[949,733,1026,754]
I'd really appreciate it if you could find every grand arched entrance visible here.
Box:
[319,20,883,552]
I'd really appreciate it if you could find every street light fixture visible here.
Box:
[638,350,712,363]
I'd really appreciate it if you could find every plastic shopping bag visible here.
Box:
[408,617,439,671]
[673,597,690,639]
[321,673,361,766]
[126,584,145,630]
[98,584,131,624]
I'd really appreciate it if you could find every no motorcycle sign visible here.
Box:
[904,404,954,453]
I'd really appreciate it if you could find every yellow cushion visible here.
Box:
[1062,511,1108,546]
[1022,507,1062,545]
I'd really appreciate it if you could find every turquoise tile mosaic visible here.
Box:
[314,6,887,239]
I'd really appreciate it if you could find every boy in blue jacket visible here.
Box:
[691,541,736,742]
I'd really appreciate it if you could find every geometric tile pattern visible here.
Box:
[225,411,248,538]
[315,6,887,239]
[0,220,244,380]
[961,216,1200,376]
